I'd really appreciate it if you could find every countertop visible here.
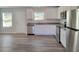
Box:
[27,19,65,29]
[27,22,65,28]
[27,19,60,23]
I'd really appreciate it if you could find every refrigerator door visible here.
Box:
[66,9,79,52]
[75,31,79,52]
[66,29,79,52]
[67,9,79,30]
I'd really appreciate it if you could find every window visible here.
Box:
[34,12,44,20]
[2,12,12,27]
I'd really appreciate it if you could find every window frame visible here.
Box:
[34,12,45,20]
[2,12,12,28]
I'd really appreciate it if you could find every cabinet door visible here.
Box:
[34,25,56,35]
[60,28,66,48]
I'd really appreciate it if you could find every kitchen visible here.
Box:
[0,0,79,59]
[26,7,59,36]
[0,6,78,52]
[0,6,64,52]
[27,6,79,52]
[26,6,79,50]
[26,7,62,45]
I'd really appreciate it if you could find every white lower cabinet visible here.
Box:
[60,28,66,48]
[33,24,56,35]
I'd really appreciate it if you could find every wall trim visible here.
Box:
[0,32,26,35]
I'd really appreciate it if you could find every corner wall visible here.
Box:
[0,8,27,34]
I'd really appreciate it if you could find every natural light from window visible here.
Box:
[34,12,44,20]
[2,12,12,27]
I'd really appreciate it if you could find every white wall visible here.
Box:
[26,7,58,20]
[13,8,26,33]
[0,8,27,33]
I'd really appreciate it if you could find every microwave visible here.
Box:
[60,11,67,19]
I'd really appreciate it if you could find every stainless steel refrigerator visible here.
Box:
[66,8,79,52]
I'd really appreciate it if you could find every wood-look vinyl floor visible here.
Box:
[0,34,64,52]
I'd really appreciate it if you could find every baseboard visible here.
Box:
[0,32,26,35]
